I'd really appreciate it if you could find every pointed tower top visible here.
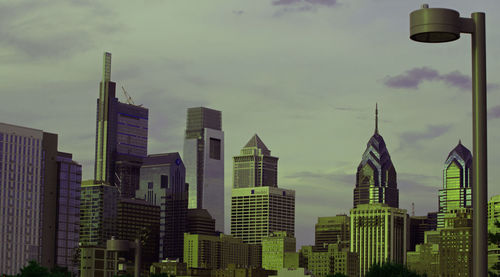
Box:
[244,134,271,155]
[375,103,379,134]
[459,139,462,145]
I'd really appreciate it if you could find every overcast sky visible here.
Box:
[2,0,500,249]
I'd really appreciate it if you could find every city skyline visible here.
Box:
[2,0,500,250]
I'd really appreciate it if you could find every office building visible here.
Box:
[439,208,472,277]
[233,134,278,188]
[350,203,407,276]
[137,152,188,261]
[117,198,160,273]
[187,208,216,236]
[261,231,296,270]
[183,233,261,270]
[488,195,500,275]
[299,243,359,277]
[437,141,472,229]
[353,104,398,208]
[79,180,119,247]
[94,52,149,198]
[54,152,82,274]
[315,215,350,249]
[0,123,77,274]
[409,213,437,251]
[183,107,224,232]
[406,230,440,277]
[231,186,295,245]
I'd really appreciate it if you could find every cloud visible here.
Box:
[273,0,338,6]
[285,170,354,187]
[385,67,499,91]
[489,106,500,119]
[272,0,339,16]
[398,124,452,151]
[233,10,244,15]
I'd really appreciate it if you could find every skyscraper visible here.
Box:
[437,140,472,229]
[136,153,188,261]
[353,104,398,209]
[0,123,79,275]
[94,52,148,198]
[233,134,278,188]
[183,107,224,232]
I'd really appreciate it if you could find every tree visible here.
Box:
[18,260,50,277]
[365,262,426,277]
[488,220,500,277]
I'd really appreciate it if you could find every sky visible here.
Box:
[2,0,500,249]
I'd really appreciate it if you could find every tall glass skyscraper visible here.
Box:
[137,152,188,261]
[233,134,278,188]
[94,52,148,198]
[353,104,398,208]
[437,141,472,228]
[183,107,224,232]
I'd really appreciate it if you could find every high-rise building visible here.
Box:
[488,195,500,275]
[94,52,148,198]
[299,243,359,277]
[409,213,437,251]
[261,231,297,270]
[79,180,119,247]
[315,215,350,249]
[0,123,79,275]
[406,230,440,277]
[55,152,82,274]
[437,141,472,228]
[353,104,398,209]
[117,198,160,273]
[186,208,216,236]
[233,134,278,188]
[350,203,407,276]
[136,152,188,261]
[183,107,224,232]
[231,186,295,244]
[439,208,472,277]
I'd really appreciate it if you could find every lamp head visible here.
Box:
[410,4,461,43]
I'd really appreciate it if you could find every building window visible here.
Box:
[161,175,168,188]
[209,138,221,160]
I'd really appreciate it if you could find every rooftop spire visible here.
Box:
[459,139,462,145]
[375,103,379,134]
[103,52,111,82]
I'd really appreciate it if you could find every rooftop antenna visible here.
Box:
[412,202,415,217]
[375,103,379,134]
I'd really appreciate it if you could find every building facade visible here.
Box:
[409,213,437,251]
[183,107,225,232]
[231,186,295,245]
[187,208,217,236]
[299,243,359,277]
[55,152,82,274]
[79,181,119,247]
[350,203,407,276]
[437,141,472,228]
[117,198,160,273]
[406,230,440,277]
[315,215,350,249]
[94,52,148,198]
[353,105,398,209]
[233,134,278,189]
[439,208,472,277]
[136,152,188,261]
[261,231,296,270]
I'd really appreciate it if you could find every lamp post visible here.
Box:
[410,4,487,276]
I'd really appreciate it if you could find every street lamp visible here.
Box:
[410,4,487,276]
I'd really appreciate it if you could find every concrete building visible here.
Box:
[315,215,350,249]
[231,186,295,245]
[54,152,82,274]
[150,259,188,276]
[0,123,80,274]
[299,243,359,277]
[437,141,472,229]
[94,52,148,198]
[233,134,278,189]
[350,203,407,276]
[187,208,217,236]
[407,230,440,277]
[117,198,160,273]
[439,208,472,277]
[488,195,500,275]
[353,104,398,209]
[409,213,437,251]
[261,231,296,270]
[183,233,261,270]
[79,181,119,247]
[183,107,224,232]
[136,152,188,261]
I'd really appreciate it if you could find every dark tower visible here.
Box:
[353,104,399,208]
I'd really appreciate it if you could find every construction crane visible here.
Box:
[121,86,142,106]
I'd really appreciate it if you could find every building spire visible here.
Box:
[459,139,462,145]
[375,103,379,134]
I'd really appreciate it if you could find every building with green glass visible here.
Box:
[437,141,472,229]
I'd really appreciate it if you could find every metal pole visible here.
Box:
[471,12,487,277]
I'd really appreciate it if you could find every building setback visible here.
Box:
[94,52,148,198]
[350,203,407,276]
[233,134,278,189]
[353,104,398,209]
[438,141,472,229]
[183,107,224,232]
[136,152,188,261]
[231,186,295,245]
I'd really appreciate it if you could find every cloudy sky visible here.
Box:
[2,0,500,248]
